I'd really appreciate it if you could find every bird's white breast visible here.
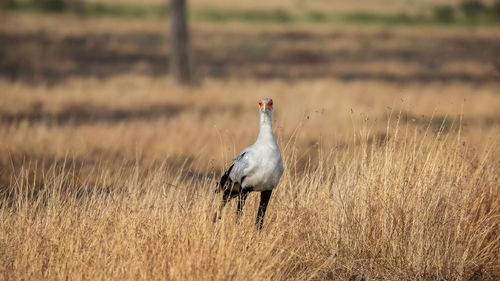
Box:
[241,143,284,191]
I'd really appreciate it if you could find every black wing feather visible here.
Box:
[216,164,234,193]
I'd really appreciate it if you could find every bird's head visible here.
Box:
[258,98,273,113]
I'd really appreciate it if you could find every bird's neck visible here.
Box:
[257,111,275,144]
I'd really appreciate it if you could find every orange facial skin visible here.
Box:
[258,99,273,109]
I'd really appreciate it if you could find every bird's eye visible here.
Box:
[268,101,273,107]
[258,101,263,107]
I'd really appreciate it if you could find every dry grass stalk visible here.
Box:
[1,118,498,280]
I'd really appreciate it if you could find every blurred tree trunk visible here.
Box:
[169,0,192,85]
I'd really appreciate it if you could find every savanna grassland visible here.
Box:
[1,4,500,280]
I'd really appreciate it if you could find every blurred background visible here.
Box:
[0,0,499,178]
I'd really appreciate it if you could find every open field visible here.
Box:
[1,12,500,280]
[5,0,500,26]
[83,0,500,14]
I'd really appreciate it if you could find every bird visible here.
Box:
[215,98,284,229]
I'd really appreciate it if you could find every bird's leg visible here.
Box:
[236,190,249,221]
[255,190,272,230]
[213,190,231,222]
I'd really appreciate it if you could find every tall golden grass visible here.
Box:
[1,12,499,281]
[1,109,498,280]
[1,69,499,281]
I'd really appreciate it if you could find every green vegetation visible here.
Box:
[493,1,500,18]
[8,1,165,18]
[4,0,500,26]
[38,0,65,12]
[192,8,293,23]
[340,12,428,25]
[305,11,328,23]
[460,0,486,23]
[84,3,163,19]
[0,0,15,9]
[433,5,456,24]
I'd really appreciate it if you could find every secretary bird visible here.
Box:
[215,98,284,229]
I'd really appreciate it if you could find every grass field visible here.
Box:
[0,8,499,281]
[5,0,500,25]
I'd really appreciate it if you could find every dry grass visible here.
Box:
[0,13,499,281]
[1,101,499,280]
[1,74,499,280]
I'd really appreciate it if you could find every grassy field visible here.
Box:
[5,0,500,26]
[0,10,499,281]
